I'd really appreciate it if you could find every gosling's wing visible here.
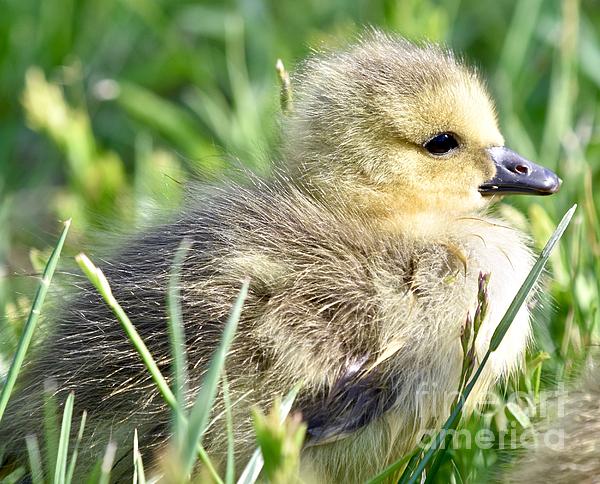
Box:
[298,356,399,445]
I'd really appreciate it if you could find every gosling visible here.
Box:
[1,31,560,482]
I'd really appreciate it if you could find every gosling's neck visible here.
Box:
[376,193,490,240]
[295,178,490,240]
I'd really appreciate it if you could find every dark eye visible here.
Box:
[424,133,459,155]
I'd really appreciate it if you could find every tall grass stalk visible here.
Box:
[0,219,71,421]
[167,239,191,443]
[367,204,576,484]
[97,442,117,484]
[223,374,236,484]
[25,435,44,484]
[180,278,249,476]
[65,410,87,484]
[132,429,146,484]
[76,252,252,482]
[75,253,223,483]
[403,205,576,484]
[54,391,75,484]
[75,253,178,410]
[43,384,60,480]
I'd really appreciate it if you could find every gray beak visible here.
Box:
[479,147,561,196]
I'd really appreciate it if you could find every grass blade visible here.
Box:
[223,373,235,484]
[0,219,71,422]
[167,239,191,443]
[133,429,146,484]
[365,451,417,484]
[489,204,577,351]
[44,381,60,480]
[1,467,26,483]
[181,279,249,475]
[75,253,177,410]
[98,442,117,484]
[116,82,220,170]
[236,384,301,484]
[76,252,223,483]
[497,0,544,81]
[26,435,44,484]
[65,410,87,484]
[54,392,75,484]
[368,205,577,484]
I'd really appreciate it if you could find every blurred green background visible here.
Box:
[1,0,599,481]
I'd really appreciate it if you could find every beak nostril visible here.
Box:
[514,164,529,175]
[483,146,560,195]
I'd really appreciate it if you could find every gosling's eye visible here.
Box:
[424,133,459,155]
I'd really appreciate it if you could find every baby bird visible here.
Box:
[1,32,560,482]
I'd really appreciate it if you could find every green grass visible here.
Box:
[1,0,600,482]
[0,219,70,421]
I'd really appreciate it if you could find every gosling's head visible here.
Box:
[283,31,560,229]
